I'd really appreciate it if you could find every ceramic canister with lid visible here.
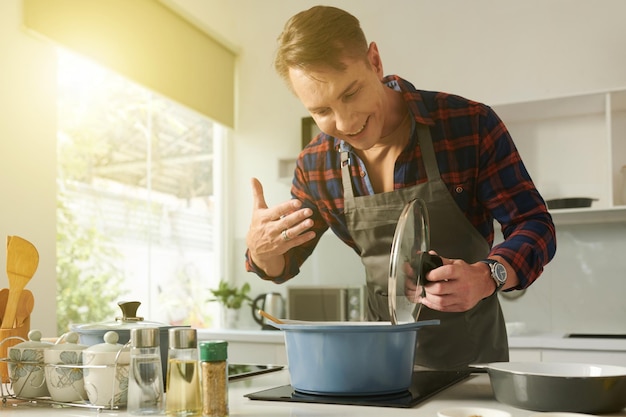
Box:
[82,330,130,407]
[7,329,52,398]
[43,331,88,402]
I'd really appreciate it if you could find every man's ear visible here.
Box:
[367,42,384,78]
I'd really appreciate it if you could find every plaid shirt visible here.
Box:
[246,75,556,289]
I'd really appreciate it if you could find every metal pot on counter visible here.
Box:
[70,301,184,380]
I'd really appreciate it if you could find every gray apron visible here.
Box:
[341,123,509,370]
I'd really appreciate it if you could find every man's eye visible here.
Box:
[345,88,360,99]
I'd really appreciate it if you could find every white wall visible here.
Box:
[0,0,57,335]
[2,0,626,334]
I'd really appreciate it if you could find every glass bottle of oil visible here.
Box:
[166,328,201,416]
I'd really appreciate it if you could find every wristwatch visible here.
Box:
[480,259,507,291]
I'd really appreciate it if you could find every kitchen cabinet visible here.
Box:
[197,329,287,365]
[509,348,626,366]
[541,349,626,366]
[492,88,626,225]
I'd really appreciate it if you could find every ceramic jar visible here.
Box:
[43,331,88,402]
[7,329,52,398]
[82,330,130,407]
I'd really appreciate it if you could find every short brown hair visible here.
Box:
[274,6,368,82]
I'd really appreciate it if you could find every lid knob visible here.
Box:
[116,301,144,322]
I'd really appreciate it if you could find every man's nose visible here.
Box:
[335,112,360,135]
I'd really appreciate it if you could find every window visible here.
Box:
[56,49,223,334]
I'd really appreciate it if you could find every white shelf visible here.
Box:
[549,206,626,225]
[492,88,626,214]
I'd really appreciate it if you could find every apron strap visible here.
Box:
[340,151,355,200]
[416,124,441,181]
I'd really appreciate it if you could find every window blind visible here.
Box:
[23,0,235,128]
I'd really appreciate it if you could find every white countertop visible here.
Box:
[2,370,626,416]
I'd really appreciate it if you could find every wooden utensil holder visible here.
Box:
[0,313,30,383]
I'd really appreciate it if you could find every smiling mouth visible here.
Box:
[346,117,368,137]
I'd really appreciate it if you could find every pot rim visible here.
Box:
[485,361,626,378]
[272,319,439,333]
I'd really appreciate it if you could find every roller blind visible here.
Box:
[23,0,235,128]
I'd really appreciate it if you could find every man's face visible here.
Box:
[288,44,390,151]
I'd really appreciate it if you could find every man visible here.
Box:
[245,6,556,369]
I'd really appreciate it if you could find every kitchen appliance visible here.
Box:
[251,292,285,329]
[270,319,438,395]
[475,362,626,414]
[286,286,365,322]
[246,370,471,408]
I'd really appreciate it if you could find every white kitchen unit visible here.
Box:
[509,333,626,366]
[492,88,626,225]
[197,328,287,365]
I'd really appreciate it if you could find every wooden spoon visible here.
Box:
[258,309,284,325]
[1,236,39,329]
[15,289,35,328]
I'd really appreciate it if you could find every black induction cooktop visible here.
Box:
[245,370,472,408]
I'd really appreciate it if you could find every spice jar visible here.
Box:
[199,340,228,417]
[166,328,201,416]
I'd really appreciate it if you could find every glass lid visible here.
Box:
[388,198,442,324]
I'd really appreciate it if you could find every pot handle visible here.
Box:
[251,294,266,326]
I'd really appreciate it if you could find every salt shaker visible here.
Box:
[200,340,228,417]
[166,328,201,416]
[127,327,165,415]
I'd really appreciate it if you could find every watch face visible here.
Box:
[494,263,507,283]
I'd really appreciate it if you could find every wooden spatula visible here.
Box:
[1,236,39,329]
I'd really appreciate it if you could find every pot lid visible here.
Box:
[71,301,170,332]
[388,198,442,324]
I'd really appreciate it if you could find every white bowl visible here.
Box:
[438,407,512,417]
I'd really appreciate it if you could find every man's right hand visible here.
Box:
[246,177,315,277]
